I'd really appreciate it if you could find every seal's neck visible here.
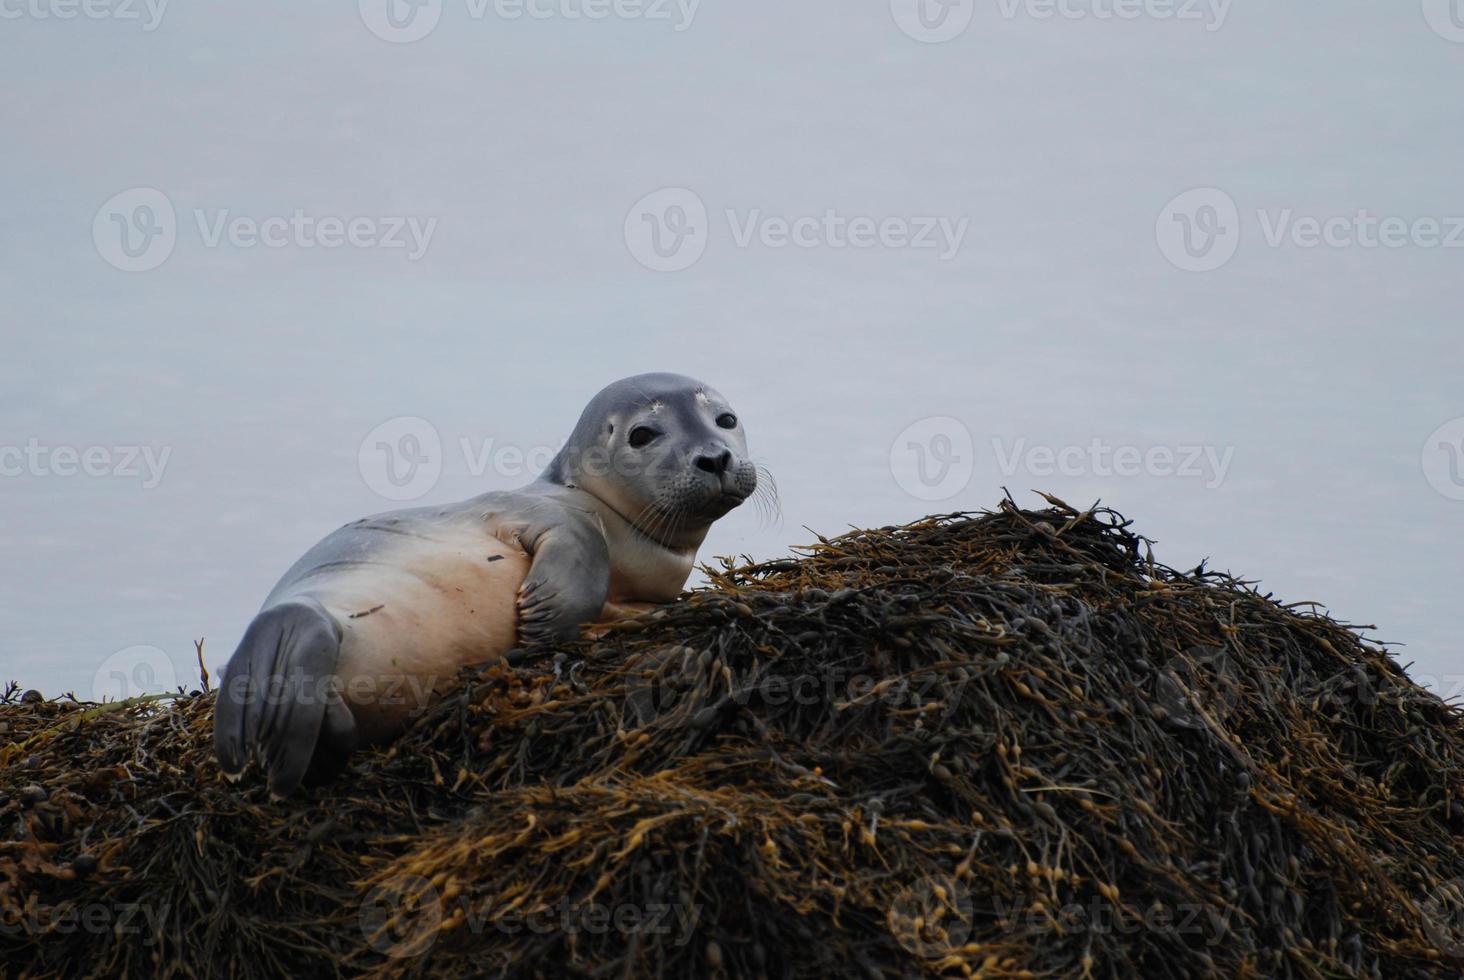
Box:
[537,459,711,554]
[535,480,701,603]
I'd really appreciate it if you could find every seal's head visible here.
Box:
[543,373,757,549]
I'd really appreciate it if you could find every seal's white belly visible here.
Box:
[281,529,530,741]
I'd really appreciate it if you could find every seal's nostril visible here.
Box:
[696,450,732,475]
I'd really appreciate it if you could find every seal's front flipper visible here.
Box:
[514,518,610,645]
[213,597,354,798]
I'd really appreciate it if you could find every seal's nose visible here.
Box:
[695,449,732,475]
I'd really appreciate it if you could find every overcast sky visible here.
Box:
[2,1,1461,702]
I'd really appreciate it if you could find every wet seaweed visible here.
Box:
[4,495,1464,978]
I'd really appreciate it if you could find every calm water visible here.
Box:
[3,2,1462,699]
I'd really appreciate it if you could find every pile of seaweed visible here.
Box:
[4,496,1464,979]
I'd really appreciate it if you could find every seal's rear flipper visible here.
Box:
[302,694,359,787]
[213,598,356,798]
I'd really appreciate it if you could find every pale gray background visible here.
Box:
[2,1,1461,699]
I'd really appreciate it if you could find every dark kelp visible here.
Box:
[3,496,1464,978]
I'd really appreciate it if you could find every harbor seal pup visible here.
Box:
[214,373,757,796]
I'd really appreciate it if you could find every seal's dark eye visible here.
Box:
[628,426,659,449]
[716,413,737,429]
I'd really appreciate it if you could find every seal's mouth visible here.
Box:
[699,489,748,520]
[614,463,755,544]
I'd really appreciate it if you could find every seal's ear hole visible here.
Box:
[628,426,660,449]
[607,423,614,434]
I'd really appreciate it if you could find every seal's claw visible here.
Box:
[514,518,610,645]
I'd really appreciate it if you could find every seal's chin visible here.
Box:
[700,490,749,520]
[653,490,747,534]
